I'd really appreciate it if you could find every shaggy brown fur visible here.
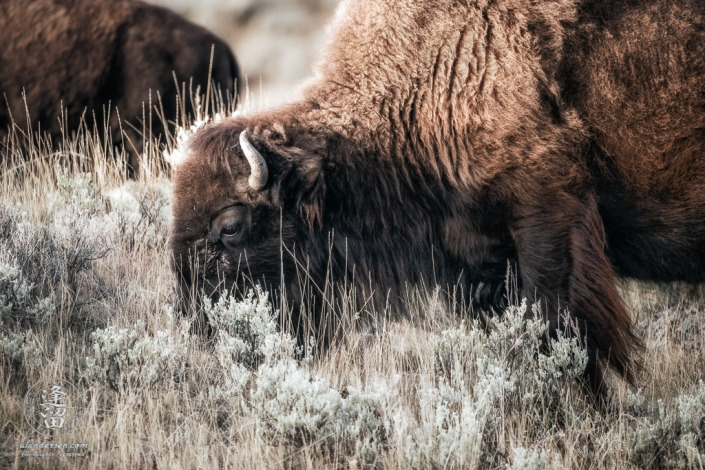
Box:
[0,0,239,174]
[172,0,705,395]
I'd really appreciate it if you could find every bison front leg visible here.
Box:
[510,192,637,396]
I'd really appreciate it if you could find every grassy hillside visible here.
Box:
[1,104,705,469]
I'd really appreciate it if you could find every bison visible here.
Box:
[171,0,705,396]
[0,0,239,174]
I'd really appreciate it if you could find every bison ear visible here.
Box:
[296,155,322,195]
[281,153,325,228]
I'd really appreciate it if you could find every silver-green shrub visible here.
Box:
[0,258,55,369]
[0,260,55,324]
[1,170,108,295]
[105,181,171,250]
[85,322,188,392]
[203,289,388,465]
[252,360,387,466]
[0,329,42,369]
[204,287,296,370]
[400,299,588,468]
[50,166,102,214]
[629,381,705,468]
[508,446,560,470]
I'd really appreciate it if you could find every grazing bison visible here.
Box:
[0,0,239,174]
[171,0,705,395]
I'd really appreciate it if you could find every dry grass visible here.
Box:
[1,97,705,469]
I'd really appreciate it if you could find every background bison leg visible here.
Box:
[510,192,637,396]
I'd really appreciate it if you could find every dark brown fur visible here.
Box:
[0,0,239,174]
[171,0,705,394]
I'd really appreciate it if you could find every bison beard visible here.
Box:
[171,0,705,398]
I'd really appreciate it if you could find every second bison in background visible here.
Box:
[171,0,705,397]
[0,0,239,174]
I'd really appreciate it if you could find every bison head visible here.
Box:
[171,118,326,324]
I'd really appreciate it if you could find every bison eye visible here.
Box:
[209,206,250,247]
[221,222,243,238]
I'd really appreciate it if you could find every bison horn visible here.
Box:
[239,130,268,190]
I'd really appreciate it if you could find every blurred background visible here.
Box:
[147,0,340,109]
